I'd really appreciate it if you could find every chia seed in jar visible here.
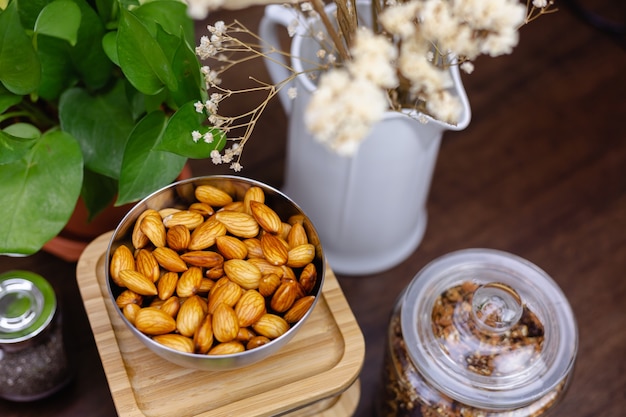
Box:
[0,270,72,401]
[378,249,578,417]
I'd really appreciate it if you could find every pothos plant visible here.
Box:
[0,0,224,256]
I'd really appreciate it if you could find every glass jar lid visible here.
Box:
[401,249,578,410]
[0,270,56,344]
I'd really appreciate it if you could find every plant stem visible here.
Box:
[311,0,351,62]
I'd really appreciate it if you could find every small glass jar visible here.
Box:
[0,270,72,401]
[378,249,578,417]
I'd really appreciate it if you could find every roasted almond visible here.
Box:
[243,238,264,259]
[189,202,215,217]
[135,307,177,335]
[287,221,308,248]
[119,270,158,296]
[153,247,188,272]
[258,273,281,297]
[195,184,233,207]
[243,186,265,215]
[176,266,203,297]
[247,257,284,277]
[246,335,271,350]
[160,295,181,317]
[236,327,256,343]
[110,244,136,286]
[223,259,262,290]
[299,263,318,294]
[132,209,160,249]
[123,303,141,325]
[207,279,242,314]
[116,289,143,308]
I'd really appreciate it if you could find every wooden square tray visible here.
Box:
[76,232,365,417]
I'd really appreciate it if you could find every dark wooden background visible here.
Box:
[1,1,624,416]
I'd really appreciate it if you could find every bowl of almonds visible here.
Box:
[105,175,325,370]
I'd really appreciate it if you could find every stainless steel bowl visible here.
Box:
[105,175,325,371]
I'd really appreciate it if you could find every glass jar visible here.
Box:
[0,270,72,401]
[378,249,578,417]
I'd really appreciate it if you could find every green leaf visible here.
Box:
[0,126,39,164]
[68,0,113,90]
[58,80,135,178]
[0,84,22,113]
[101,30,119,65]
[158,101,226,158]
[0,130,83,256]
[133,0,195,45]
[81,168,117,220]
[117,8,177,95]
[36,34,77,100]
[169,27,206,107]
[0,0,41,94]
[34,0,81,46]
[117,111,186,205]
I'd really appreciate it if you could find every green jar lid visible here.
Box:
[0,270,56,344]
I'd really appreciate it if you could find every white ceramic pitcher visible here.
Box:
[259,2,471,275]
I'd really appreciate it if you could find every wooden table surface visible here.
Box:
[1,2,624,416]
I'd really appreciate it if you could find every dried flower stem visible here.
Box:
[311,0,351,61]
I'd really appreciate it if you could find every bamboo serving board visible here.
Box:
[76,232,365,417]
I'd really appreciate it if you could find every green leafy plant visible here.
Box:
[0,0,224,256]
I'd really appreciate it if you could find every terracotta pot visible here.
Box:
[42,164,193,262]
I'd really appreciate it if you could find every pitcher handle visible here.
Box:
[259,5,299,114]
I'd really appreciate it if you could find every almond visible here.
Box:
[243,238,264,259]
[116,289,143,308]
[246,335,271,350]
[287,222,309,248]
[162,210,204,229]
[136,249,160,283]
[176,266,203,298]
[258,273,281,297]
[119,270,158,296]
[189,202,215,217]
[286,244,316,268]
[140,213,167,247]
[247,257,284,277]
[153,247,188,272]
[198,278,215,294]
[212,303,239,343]
[252,314,289,339]
[195,184,233,207]
[123,303,141,325]
[166,224,191,251]
[278,222,292,241]
[221,201,245,212]
[223,259,262,290]
[181,250,224,268]
[235,290,266,327]
[135,307,177,335]
[261,233,289,266]
[270,279,298,312]
[207,279,242,314]
[284,295,315,323]
[153,334,195,353]
[157,271,178,300]
[160,296,181,317]
[236,327,256,343]
[110,244,136,286]
[132,209,159,249]
[249,201,282,234]
[193,314,214,354]
[176,295,206,337]
[299,263,318,294]
[209,341,245,355]
[214,211,259,238]
[205,266,225,280]
[216,235,248,260]
[188,217,227,250]
[243,186,265,215]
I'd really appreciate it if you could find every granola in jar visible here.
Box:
[378,249,577,417]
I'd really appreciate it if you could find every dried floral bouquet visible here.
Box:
[188,0,556,168]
